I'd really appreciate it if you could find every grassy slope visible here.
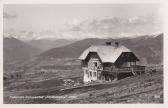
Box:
[4,70,163,104]
[3,37,41,63]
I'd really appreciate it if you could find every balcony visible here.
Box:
[99,65,145,74]
[83,65,145,75]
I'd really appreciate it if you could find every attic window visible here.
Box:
[94,62,97,67]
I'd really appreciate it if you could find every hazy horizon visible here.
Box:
[3,4,163,41]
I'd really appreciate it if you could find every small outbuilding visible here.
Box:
[78,42,145,83]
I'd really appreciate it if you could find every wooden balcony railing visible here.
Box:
[99,65,145,73]
[83,65,145,74]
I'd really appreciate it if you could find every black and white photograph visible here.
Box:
[3,2,164,104]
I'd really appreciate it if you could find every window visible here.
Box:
[98,75,101,80]
[85,70,89,78]
[94,62,97,67]
[98,65,103,70]
[94,72,97,77]
[90,71,92,77]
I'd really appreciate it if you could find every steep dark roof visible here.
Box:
[78,45,132,63]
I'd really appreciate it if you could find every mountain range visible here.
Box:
[3,33,163,65]
[28,39,78,51]
[39,33,163,65]
[3,37,78,63]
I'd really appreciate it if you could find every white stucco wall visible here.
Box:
[83,68,98,83]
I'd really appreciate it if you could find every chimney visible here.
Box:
[106,41,111,46]
[115,42,119,48]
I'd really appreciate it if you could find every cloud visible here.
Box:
[128,16,145,24]
[71,18,81,26]
[61,15,162,39]
[3,12,17,19]
[4,15,162,40]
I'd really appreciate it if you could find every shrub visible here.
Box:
[10,75,14,79]
[3,76,7,81]
[89,93,93,97]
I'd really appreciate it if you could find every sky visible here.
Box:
[3,4,163,40]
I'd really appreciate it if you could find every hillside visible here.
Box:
[39,33,163,65]
[28,39,78,51]
[3,34,163,104]
[119,33,163,65]
[4,68,163,104]
[3,37,41,63]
